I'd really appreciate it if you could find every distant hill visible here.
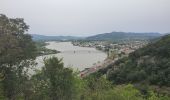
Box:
[107,34,170,86]
[31,34,84,41]
[31,32,163,41]
[86,32,162,41]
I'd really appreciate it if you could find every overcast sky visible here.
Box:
[0,0,170,36]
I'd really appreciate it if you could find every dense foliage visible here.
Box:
[29,57,78,100]
[107,35,170,86]
[0,14,37,100]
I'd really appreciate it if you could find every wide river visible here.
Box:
[36,42,107,71]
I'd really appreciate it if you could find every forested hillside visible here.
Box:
[107,35,170,86]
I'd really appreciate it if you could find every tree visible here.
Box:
[43,57,76,100]
[30,57,77,100]
[0,14,37,100]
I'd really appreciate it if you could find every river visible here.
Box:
[35,42,107,71]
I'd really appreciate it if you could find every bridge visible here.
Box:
[61,50,102,54]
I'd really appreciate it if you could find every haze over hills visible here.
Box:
[31,32,163,41]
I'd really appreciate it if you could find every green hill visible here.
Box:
[107,35,170,86]
[86,32,162,41]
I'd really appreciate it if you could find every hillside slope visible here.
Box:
[107,35,170,86]
[86,32,162,41]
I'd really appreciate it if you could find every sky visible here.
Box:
[0,0,170,36]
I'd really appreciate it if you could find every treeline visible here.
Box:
[0,14,170,100]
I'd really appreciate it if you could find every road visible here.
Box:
[79,58,118,78]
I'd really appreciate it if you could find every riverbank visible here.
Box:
[35,41,60,56]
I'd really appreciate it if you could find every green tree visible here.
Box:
[0,14,37,100]
[30,57,78,100]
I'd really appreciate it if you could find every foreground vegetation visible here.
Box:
[0,14,170,100]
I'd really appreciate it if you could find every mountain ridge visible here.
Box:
[31,32,163,41]
[86,32,162,41]
[31,34,84,41]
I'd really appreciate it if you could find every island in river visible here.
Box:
[35,41,107,71]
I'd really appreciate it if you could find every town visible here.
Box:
[72,40,148,77]
[72,40,148,59]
